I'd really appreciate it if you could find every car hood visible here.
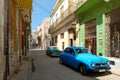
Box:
[76,53,108,63]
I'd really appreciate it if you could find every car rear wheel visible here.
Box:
[79,64,87,75]
[59,58,63,64]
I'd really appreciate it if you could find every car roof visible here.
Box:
[67,46,88,50]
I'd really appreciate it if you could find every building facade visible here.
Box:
[0,0,7,79]
[76,0,120,68]
[0,0,32,80]
[49,0,79,51]
[31,30,39,48]
[37,18,51,50]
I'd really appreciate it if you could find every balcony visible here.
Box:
[49,5,76,34]
[49,0,88,34]
[76,0,87,8]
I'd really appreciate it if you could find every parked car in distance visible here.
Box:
[46,46,62,57]
[59,46,111,75]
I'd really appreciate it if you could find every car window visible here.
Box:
[81,49,88,53]
[76,49,88,54]
[64,48,70,53]
[76,49,81,54]
[69,48,75,54]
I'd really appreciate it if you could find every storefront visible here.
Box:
[74,0,120,70]
[76,0,120,57]
[106,8,120,58]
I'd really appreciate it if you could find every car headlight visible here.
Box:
[91,63,95,67]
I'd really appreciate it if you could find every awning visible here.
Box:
[18,0,32,9]
[76,0,102,15]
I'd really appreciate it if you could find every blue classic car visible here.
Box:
[59,46,111,75]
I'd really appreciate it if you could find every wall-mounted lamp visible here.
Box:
[72,21,80,31]
[19,9,24,15]
[24,14,29,22]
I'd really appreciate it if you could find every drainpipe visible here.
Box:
[4,0,9,80]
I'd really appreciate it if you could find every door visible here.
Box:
[67,48,77,67]
[70,39,73,46]
[62,42,64,50]
[85,19,96,54]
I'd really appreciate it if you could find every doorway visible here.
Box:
[85,19,96,54]
[70,39,73,46]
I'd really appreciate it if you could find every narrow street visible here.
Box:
[29,49,120,80]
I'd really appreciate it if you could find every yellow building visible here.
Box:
[2,0,32,80]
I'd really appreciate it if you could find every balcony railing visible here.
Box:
[76,0,87,8]
[49,5,76,33]
[49,0,88,33]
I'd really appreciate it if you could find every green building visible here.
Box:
[76,0,120,58]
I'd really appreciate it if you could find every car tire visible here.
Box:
[79,64,87,75]
[59,58,63,64]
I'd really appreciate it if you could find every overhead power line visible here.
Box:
[33,1,51,13]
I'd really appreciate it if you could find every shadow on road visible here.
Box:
[86,71,112,77]
[61,63,112,78]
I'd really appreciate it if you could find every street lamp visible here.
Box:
[72,21,80,32]
[71,20,80,40]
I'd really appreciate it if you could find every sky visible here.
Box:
[32,0,57,31]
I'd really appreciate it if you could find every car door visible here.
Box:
[62,48,70,65]
[67,48,77,67]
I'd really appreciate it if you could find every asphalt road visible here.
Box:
[30,49,120,80]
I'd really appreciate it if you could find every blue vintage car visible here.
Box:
[59,46,111,75]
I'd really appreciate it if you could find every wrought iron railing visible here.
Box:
[49,5,76,33]
[76,0,87,8]
[49,0,88,33]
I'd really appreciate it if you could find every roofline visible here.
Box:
[50,0,64,17]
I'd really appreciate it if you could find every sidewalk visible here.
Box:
[10,55,31,80]
[110,65,120,76]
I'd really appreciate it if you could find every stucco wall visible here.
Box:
[0,0,5,79]
[77,0,120,56]
[51,0,68,25]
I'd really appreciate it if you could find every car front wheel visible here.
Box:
[79,64,87,75]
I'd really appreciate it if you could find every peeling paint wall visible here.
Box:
[0,0,5,79]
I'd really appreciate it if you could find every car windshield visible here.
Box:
[81,49,88,53]
[76,49,88,54]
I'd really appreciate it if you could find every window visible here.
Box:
[60,33,64,39]
[52,19,54,24]
[55,13,58,20]
[60,5,64,19]
[55,36,57,44]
